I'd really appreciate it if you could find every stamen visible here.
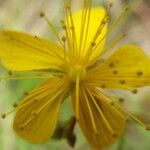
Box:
[114,101,149,128]
[89,6,130,63]
[90,34,126,65]
[67,1,78,54]
[20,87,65,128]
[39,11,63,46]
[85,10,109,60]
[82,88,98,133]
[24,91,29,97]
[81,0,92,56]
[0,75,51,81]
[87,88,116,136]
[75,76,80,121]
[61,35,67,61]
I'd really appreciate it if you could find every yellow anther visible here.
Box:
[13,102,18,108]
[62,36,66,42]
[66,4,71,10]
[91,42,96,47]
[1,113,6,119]
[145,125,150,131]
[132,89,138,94]
[108,2,113,8]
[39,11,45,17]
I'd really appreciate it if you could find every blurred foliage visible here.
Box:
[0,0,150,150]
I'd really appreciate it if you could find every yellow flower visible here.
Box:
[0,1,150,149]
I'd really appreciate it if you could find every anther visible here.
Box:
[137,71,143,76]
[39,11,45,17]
[24,91,29,96]
[125,6,130,12]
[62,24,67,30]
[62,36,66,42]
[91,42,96,47]
[1,113,6,119]
[108,2,113,8]
[70,26,74,30]
[145,125,150,131]
[101,21,106,24]
[120,80,125,84]
[13,102,18,108]
[66,4,71,10]
[132,89,138,94]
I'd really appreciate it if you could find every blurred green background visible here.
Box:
[0,0,150,150]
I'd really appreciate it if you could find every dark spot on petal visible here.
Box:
[120,80,125,84]
[101,84,106,89]
[119,97,124,102]
[113,70,118,74]
[109,62,114,68]
[137,71,143,76]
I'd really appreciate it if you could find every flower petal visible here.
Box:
[87,45,150,89]
[0,30,64,71]
[69,7,107,57]
[13,76,70,143]
[71,87,126,149]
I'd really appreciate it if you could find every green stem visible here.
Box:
[117,132,125,150]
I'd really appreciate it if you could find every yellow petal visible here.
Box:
[87,45,150,89]
[13,77,70,143]
[0,30,64,71]
[68,7,107,58]
[71,87,126,149]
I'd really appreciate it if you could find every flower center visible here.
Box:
[69,65,86,81]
